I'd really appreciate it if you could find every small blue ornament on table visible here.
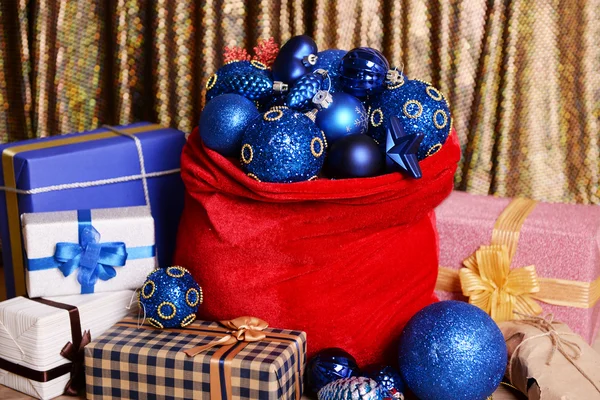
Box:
[364,365,405,399]
[398,300,507,400]
[326,134,383,179]
[272,35,319,84]
[315,92,368,144]
[139,266,203,329]
[367,78,451,160]
[318,377,384,400]
[240,107,326,183]
[307,347,362,394]
[199,94,259,157]
[311,49,347,93]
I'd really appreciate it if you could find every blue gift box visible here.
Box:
[0,122,186,299]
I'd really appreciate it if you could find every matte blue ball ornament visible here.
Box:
[199,94,259,157]
[307,348,361,394]
[311,49,347,93]
[367,78,451,160]
[240,107,326,183]
[325,132,383,179]
[315,92,368,144]
[139,266,203,329]
[339,47,390,97]
[272,35,318,84]
[365,366,405,399]
[398,301,507,400]
[205,60,271,102]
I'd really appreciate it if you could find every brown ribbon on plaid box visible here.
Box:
[117,316,302,400]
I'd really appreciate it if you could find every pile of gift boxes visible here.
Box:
[1,122,600,400]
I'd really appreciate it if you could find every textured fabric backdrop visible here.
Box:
[1,0,599,204]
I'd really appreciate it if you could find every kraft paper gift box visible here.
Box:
[435,191,600,343]
[21,207,156,297]
[85,316,306,400]
[0,122,186,300]
[0,290,134,400]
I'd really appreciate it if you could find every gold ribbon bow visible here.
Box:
[459,198,542,322]
[184,316,268,357]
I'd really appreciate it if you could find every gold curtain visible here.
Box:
[1,0,599,204]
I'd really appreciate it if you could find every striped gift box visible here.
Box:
[84,317,306,400]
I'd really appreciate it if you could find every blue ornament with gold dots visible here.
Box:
[240,107,326,183]
[139,266,203,329]
[366,78,452,160]
[205,60,272,102]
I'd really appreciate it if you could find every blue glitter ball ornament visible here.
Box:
[240,107,326,183]
[272,35,318,84]
[339,47,390,98]
[307,348,361,394]
[398,301,507,400]
[316,92,368,144]
[364,366,405,399]
[287,72,326,111]
[318,377,384,400]
[139,266,203,329]
[326,134,383,178]
[199,94,259,157]
[366,78,452,160]
[311,49,347,93]
[205,60,271,102]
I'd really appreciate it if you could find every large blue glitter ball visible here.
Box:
[398,301,507,400]
[326,134,383,178]
[205,60,271,102]
[240,108,326,183]
[199,94,259,157]
[272,35,318,84]
[366,79,452,160]
[307,348,361,394]
[339,47,390,98]
[311,49,347,93]
[365,366,405,398]
[139,266,203,329]
[316,92,368,144]
[287,72,325,111]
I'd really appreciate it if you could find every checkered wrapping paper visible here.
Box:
[84,318,306,400]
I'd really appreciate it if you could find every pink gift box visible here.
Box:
[435,191,600,343]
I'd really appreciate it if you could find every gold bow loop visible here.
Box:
[460,244,542,322]
[184,316,269,357]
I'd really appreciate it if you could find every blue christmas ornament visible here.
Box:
[386,115,424,178]
[307,348,361,394]
[311,49,347,93]
[221,71,274,100]
[287,72,326,111]
[339,47,390,97]
[318,377,384,400]
[198,94,259,157]
[272,35,318,84]
[315,92,368,144]
[258,93,288,112]
[365,366,405,399]
[367,79,452,160]
[139,266,203,329]
[398,301,507,400]
[326,134,383,179]
[240,108,326,183]
[205,60,271,102]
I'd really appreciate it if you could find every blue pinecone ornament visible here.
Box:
[366,78,451,160]
[221,71,274,101]
[287,72,326,111]
[139,266,203,329]
[240,107,326,183]
[205,60,271,102]
[318,377,384,400]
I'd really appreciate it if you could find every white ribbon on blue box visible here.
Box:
[21,206,157,297]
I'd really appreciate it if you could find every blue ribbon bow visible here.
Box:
[27,209,155,294]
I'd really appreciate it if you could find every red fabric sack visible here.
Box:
[175,127,460,366]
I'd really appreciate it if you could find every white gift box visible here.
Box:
[22,206,157,297]
[0,290,135,399]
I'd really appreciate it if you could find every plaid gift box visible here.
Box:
[84,317,307,400]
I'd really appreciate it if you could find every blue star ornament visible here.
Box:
[386,116,424,179]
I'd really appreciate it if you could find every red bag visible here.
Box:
[175,127,460,366]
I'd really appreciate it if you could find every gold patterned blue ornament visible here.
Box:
[240,108,326,183]
[366,78,451,160]
[139,266,203,329]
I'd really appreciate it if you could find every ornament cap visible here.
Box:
[273,81,289,92]
[302,54,319,67]
[386,69,403,84]
[305,108,318,122]
[312,90,333,109]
